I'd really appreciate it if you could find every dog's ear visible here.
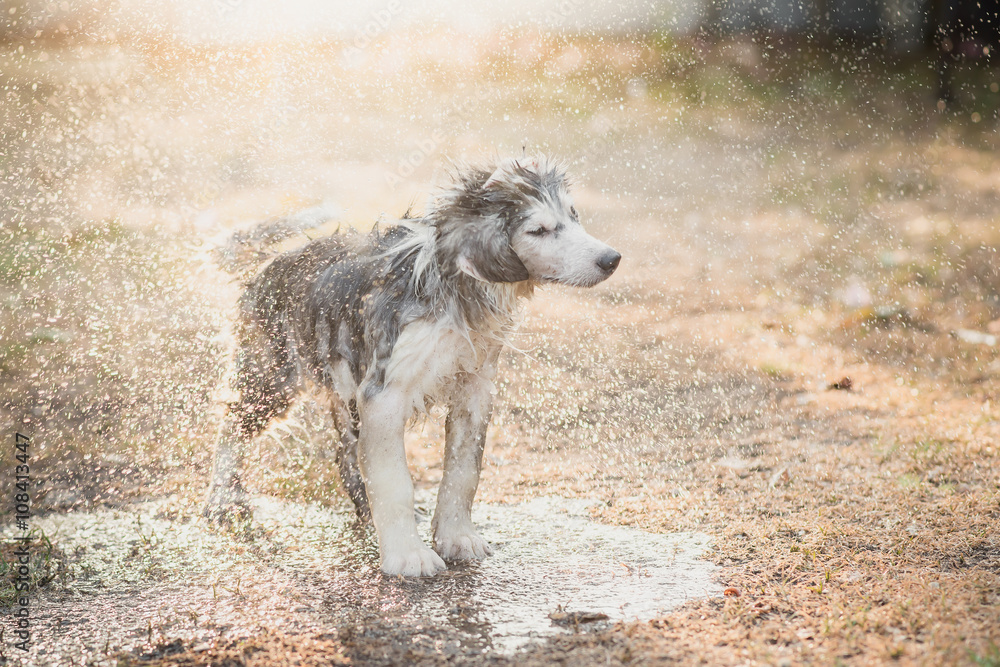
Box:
[457,222,529,283]
[483,158,521,191]
[484,156,546,190]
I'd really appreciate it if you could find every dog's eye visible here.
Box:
[569,206,578,219]
[526,228,548,237]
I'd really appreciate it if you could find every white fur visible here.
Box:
[378,320,489,413]
[431,367,497,561]
[357,383,446,576]
[357,318,500,575]
[510,203,617,288]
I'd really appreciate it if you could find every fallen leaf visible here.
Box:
[548,610,610,626]
[768,467,791,488]
[827,376,853,391]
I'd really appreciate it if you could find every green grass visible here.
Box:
[758,362,789,380]
[0,529,66,605]
[0,342,31,374]
[970,643,1000,667]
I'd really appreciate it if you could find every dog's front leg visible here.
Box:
[358,387,447,577]
[432,372,494,561]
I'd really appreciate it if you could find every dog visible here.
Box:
[202,156,621,576]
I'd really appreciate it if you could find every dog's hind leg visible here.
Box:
[331,395,370,521]
[432,369,496,561]
[357,385,446,576]
[202,408,256,524]
[203,325,298,525]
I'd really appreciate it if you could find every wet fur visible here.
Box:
[203,157,620,576]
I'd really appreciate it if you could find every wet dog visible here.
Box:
[203,156,621,576]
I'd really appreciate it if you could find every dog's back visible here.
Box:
[236,225,428,399]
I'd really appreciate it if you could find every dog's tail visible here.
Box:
[214,203,341,274]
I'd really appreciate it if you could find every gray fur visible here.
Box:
[203,157,620,575]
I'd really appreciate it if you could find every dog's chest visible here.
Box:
[383,318,499,411]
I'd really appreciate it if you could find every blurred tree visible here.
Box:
[931,0,1000,102]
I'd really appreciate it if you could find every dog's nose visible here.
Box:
[597,250,621,274]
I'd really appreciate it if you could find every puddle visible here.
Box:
[3,496,720,663]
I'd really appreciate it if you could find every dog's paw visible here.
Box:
[434,526,493,561]
[201,488,252,527]
[380,542,448,577]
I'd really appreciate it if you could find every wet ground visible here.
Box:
[12,495,717,664]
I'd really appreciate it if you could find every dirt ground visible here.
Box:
[2,31,1000,666]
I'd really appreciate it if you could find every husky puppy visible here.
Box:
[203,156,621,576]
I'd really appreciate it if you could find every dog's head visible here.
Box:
[434,156,621,287]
